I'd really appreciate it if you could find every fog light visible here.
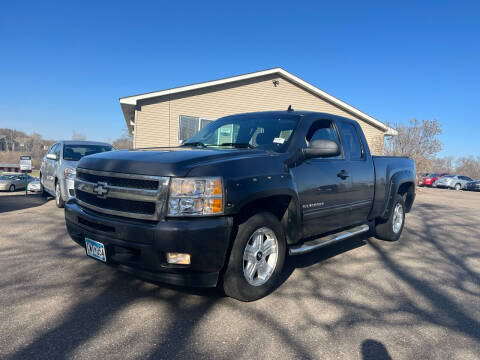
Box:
[166,252,191,265]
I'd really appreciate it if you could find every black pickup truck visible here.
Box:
[65,110,415,301]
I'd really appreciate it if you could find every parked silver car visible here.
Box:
[435,174,473,190]
[0,174,35,192]
[27,179,42,192]
[40,141,113,207]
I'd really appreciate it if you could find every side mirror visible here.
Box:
[46,153,57,160]
[303,140,340,159]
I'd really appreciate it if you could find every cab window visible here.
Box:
[338,122,364,160]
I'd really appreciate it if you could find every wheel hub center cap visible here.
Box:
[256,251,263,261]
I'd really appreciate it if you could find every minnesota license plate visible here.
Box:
[85,238,107,262]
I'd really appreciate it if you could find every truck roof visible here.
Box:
[220,110,360,126]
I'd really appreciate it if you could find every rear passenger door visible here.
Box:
[337,122,374,226]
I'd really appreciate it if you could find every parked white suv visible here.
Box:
[40,141,113,207]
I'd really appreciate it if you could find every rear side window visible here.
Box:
[339,122,364,160]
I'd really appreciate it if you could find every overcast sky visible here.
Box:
[1,1,479,157]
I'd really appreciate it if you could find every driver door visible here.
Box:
[292,119,352,237]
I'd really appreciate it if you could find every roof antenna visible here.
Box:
[287,105,294,112]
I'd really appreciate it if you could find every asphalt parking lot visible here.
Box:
[0,188,479,359]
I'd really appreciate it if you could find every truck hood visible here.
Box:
[77,147,270,177]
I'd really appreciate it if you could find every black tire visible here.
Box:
[9,184,15,192]
[55,182,65,208]
[40,174,48,197]
[222,212,286,302]
[454,183,461,191]
[374,194,406,242]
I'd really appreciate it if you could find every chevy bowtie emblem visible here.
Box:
[93,182,109,198]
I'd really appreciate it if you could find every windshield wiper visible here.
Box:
[182,141,207,148]
[219,143,254,149]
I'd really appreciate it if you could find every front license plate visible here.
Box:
[85,238,107,262]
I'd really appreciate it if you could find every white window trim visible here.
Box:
[178,115,214,143]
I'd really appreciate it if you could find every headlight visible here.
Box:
[167,177,223,216]
[63,167,76,180]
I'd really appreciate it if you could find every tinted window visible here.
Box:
[63,145,113,161]
[339,122,364,160]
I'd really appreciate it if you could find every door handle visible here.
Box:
[337,170,350,180]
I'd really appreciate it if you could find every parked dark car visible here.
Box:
[65,111,416,301]
[464,180,480,191]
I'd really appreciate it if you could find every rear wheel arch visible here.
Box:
[382,171,413,218]
[397,181,415,212]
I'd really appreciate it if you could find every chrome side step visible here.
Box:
[289,224,370,256]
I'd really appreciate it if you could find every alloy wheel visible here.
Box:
[392,203,404,234]
[242,227,279,286]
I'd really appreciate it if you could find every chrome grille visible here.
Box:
[75,168,170,220]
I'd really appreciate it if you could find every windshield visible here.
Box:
[442,174,454,178]
[63,145,113,161]
[183,115,300,152]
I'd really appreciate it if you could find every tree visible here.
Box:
[0,128,54,168]
[0,128,27,151]
[430,156,455,174]
[72,131,86,141]
[455,156,480,180]
[112,129,133,150]
[385,119,442,174]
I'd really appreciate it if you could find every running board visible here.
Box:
[289,224,370,256]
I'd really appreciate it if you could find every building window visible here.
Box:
[179,115,214,142]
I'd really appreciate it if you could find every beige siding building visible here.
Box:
[120,68,396,154]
